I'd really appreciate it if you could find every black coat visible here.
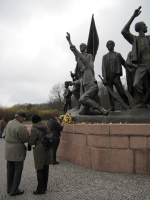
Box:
[29,122,53,170]
[47,118,63,137]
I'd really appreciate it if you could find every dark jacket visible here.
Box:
[47,117,63,137]
[29,122,53,170]
[102,52,125,80]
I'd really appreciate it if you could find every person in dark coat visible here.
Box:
[29,115,53,195]
[47,113,63,165]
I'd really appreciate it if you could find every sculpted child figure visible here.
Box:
[63,81,72,113]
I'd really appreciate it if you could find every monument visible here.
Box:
[58,6,150,178]
[63,9,150,123]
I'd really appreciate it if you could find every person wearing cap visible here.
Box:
[5,110,29,196]
[29,114,53,195]
[121,6,150,108]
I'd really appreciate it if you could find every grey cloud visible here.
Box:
[0,0,150,106]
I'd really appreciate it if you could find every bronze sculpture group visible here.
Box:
[64,6,150,115]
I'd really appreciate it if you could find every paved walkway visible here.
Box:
[0,138,150,200]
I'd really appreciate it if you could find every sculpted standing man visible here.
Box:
[66,32,108,115]
[5,110,29,196]
[102,40,130,111]
[121,6,150,108]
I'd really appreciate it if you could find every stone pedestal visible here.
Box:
[68,107,150,123]
[57,124,150,174]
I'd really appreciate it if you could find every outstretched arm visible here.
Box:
[66,32,78,57]
[125,6,141,28]
[66,32,90,68]
[66,32,73,46]
[121,6,142,44]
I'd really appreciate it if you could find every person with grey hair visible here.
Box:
[121,6,150,108]
[102,40,130,111]
[5,110,29,196]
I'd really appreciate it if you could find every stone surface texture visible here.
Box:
[57,124,150,175]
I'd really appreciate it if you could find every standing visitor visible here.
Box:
[47,113,63,165]
[29,114,53,194]
[5,110,29,196]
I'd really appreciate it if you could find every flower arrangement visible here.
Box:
[59,114,128,125]
[59,113,73,124]
[58,115,64,124]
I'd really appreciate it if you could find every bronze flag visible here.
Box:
[86,14,99,61]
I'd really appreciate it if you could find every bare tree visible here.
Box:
[48,83,64,111]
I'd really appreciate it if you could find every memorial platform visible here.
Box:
[68,107,150,123]
[58,123,150,174]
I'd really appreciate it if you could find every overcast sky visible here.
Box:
[0,0,149,107]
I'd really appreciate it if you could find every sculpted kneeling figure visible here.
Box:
[66,32,108,115]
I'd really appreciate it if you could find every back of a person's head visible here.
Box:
[31,114,41,123]
[52,113,59,118]
[15,110,26,119]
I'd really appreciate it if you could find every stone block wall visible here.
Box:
[57,124,150,174]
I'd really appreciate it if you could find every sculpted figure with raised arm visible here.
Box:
[121,6,150,108]
[66,32,108,115]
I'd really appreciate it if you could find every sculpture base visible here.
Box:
[68,107,150,123]
[57,123,150,174]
